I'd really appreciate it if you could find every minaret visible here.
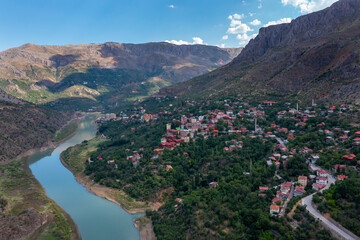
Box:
[255,118,257,131]
[296,103,299,113]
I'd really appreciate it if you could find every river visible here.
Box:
[28,114,142,240]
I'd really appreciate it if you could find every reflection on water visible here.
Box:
[29,115,142,240]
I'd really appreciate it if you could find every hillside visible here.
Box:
[160,0,360,105]
[0,42,241,110]
[0,101,73,162]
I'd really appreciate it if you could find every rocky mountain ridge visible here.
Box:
[0,42,241,108]
[161,0,360,104]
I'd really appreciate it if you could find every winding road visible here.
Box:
[275,135,360,240]
[301,164,360,240]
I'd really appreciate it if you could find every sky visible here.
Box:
[0,0,338,51]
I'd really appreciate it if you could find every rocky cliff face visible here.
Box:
[162,0,360,104]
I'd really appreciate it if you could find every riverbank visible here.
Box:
[60,137,159,239]
[0,113,85,240]
[0,157,81,240]
[1,112,85,166]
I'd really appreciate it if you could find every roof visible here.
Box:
[298,176,307,180]
[316,176,327,181]
[270,205,280,210]
[312,183,323,188]
[337,175,348,179]
[259,186,269,191]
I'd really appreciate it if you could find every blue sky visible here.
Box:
[0,0,338,51]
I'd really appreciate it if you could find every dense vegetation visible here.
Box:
[314,178,360,236]
[0,101,73,162]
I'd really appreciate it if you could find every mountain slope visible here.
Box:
[160,0,360,104]
[0,101,73,162]
[0,42,241,109]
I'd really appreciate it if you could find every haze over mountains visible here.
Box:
[0,42,241,109]
[161,0,360,104]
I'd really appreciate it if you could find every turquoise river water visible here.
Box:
[29,115,142,240]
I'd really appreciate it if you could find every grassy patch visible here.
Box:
[61,137,106,174]
[53,120,78,142]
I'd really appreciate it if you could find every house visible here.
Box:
[276,191,289,201]
[353,138,360,146]
[272,198,284,205]
[317,170,328,178]
[316,176,327,185]
[153,148,164,155]
[343,154,356,161]
[298,176,308,187]
[259,186,269,193]
[312,183,324,191]
[175,198,183,204]
[275,161,281,169]
[209,182,219,188]
[339,136,348,142]
[311,155,320,164]
[165,165,173,171]
[337,175,348,181]
[355,131,360,137]
[270,204,280,216]
[333,164,346,173]
[294,186,306,197]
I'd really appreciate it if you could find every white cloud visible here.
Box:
[263,17,292,27]
[281,0,338,13]
[217,43,226,48]
[169,4,175,8]
[258,3,262,8]
[165,37,205,45]
[192,37,204,45]
[227,17,253,34]
[237,33,258,46]
[227,24,253,34]
[228,13,245,20]
[249,12,254,17]
[250,19,261,26]
[222,35,229,40]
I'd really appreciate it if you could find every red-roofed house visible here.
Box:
[312,183,324,191]
[343,154,356,161]
[294,186,306,197]
[337,175,348,181]
[270,205,280,215]
[272,198,284,205]
[316,176,327,185]
[209,182,219,188]
[165,165,173,171]
[259,186,269,193]
[317,170,328,178]
[298,176,308,187]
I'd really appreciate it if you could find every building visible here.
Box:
[294,186,306,197]
[209,182,219,188]
[337,175,348,181]
[353,138,360,146]
[316,176,327,185]
[270,205,280,216]
[259,186,269,193]
[312,183,324,191]
[298,176,308,187]
[317,170,328,178]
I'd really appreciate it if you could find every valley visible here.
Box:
[0,0,360,239]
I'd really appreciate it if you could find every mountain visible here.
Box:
[160,0,360,104]
[0,42,241,110]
